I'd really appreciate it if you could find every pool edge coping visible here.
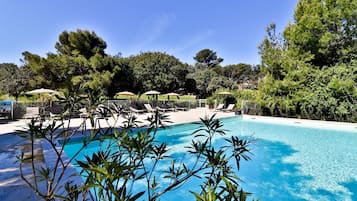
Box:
[242,115,357,132]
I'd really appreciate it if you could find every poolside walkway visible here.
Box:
[0,108,235,201]
[0,107,235,135]
[242,114,357,132]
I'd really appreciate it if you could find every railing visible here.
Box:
[8,99,207,120]
[106,99,207,110]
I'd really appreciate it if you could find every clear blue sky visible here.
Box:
[0,0,298,66]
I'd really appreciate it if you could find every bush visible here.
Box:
[208,89,257,110]
[13,102,26,119]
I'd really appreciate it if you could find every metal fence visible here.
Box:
[106,99,207,110]
[8,99,207,120]
[242,101,261,115]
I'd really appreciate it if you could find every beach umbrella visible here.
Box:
[26,88,58,107]
[116,91,136,103]
[144,90,161,95]
[218,91,232,95]
[165,92,180,100]
[165,92,180,96]
[144,90,161,102]
[26,88,58,95]
[218,91,234,108]
[116,91,136,96]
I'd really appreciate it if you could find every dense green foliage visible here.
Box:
[22,37,121,95]
[222,64,260,84]
[128,52,191,93]
[1,29,257,100]
[187,69,238,98]
[13,30,201,97]
[55,30,107,59]
[0,63,18,95]
[0,63,32,99]
[208,89,257,110]
[256,0,356,122]
[299,63,357,121]
[194,48,224,69]
[189,50,257,98]
[285,0,356,67]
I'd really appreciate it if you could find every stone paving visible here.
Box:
[0,133,41,201]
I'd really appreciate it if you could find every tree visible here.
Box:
[79,53,118,93]
[107,57,135,98]
[0,63,18,94]
[190,69,233,98]
[300,63,357,121]
[189,69,216,98]
[184,78,197,94]
[222,63,256,83]
[207,76,237,93]
[22,30,118,95]
[258,23,286,80]
[284,0,357,67]
[55,29,107,59]
[128,52,189,93]
[22,51,76,89]
[170,63,192,90]
[9,66,33,100]
[0,63,32,99]
[194,49,224,69]
[256,0,357,122]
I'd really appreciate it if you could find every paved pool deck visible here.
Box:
[0,108,236,135]
[242,114,357,132]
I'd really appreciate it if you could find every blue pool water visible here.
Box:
[63,117,357,201]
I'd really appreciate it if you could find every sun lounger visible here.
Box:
[156,106,169,112]
[130,107,145,114]
[175,106,188,111]
[168,107,176,112]
[79,108,89,118]
[222,104,235,112]
[215,104,224,111]
[162,104,176,112]
[144,104,156,113]
[49,105,63,120]
[24,107,40,119]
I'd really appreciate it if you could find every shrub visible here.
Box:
[13,102,26,119]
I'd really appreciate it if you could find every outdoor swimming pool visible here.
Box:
[63,117,357,201]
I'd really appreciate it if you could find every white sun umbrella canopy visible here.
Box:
[116,91,136,96]
[165,92,180,96]
[143,90,161,95]
[144,90,161,103]
[165,92,180,100]
[26,88,58,107]
[26,88,58,95]
[218,91,232,95]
